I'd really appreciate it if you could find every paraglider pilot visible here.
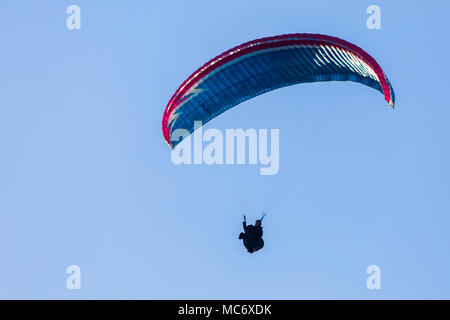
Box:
[239,215,265,253]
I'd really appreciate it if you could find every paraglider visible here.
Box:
[161,33,395,254]
[162,33,395,149]
[239,215,265,254]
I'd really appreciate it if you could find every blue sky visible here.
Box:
[1,0,449,299]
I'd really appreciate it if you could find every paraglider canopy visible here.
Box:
[162,33,395,149]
